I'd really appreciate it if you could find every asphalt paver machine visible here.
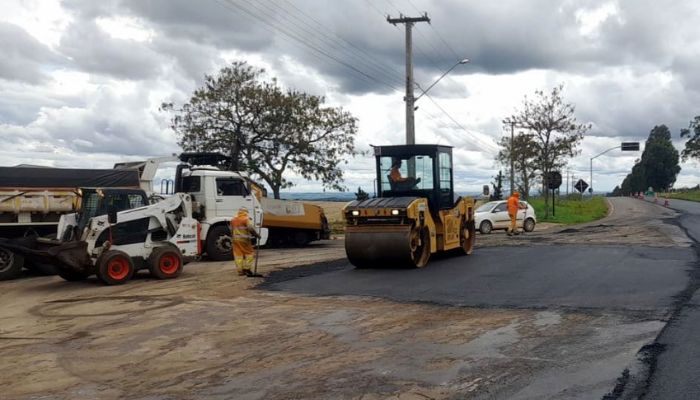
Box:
[343,144,476,267]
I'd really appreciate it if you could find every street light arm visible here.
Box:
[591,145,621,161]
[415,59,469,101]
[589,145,621,194]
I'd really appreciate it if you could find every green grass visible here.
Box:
[527,195,609,224]
[663,190,700,203]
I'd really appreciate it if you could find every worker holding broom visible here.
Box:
[507,191,527,236]
[231,207,260,276]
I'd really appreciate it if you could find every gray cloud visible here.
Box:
[0,22,61,84]
[58,20,163,80]
[3,0,700,190]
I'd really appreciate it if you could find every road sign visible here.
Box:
[575,179,589,193]
[546,171,562,189]
[621,142,640,151]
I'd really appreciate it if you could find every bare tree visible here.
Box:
[497,132,538,199]
[506,85,590,217]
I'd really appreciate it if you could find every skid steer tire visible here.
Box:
[149,246,183,279]
[57,268,90,282]
[96,250,135,285]
[205,225,233,261]
[0,248,24,281]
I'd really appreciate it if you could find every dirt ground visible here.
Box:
[0,198,690,399]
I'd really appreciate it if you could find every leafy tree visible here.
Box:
[506,85,590,217]
[161,62,263,171]
[355,186,369,201]
[497,132,538,199]
[618,125,680,194]
[640,125,680,191]
[163,61,359,198]
[681,115,700,162]
[490,170,504,201]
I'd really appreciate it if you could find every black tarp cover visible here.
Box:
[0,167,141,188]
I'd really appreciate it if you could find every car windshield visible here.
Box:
[476,201,499,212]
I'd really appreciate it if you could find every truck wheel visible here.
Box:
[96,250,135,285]
[293,231,312,247]
[0,248,24,281]
[205,225,233,261]
[149,246,183,279]
[57,268,90,282]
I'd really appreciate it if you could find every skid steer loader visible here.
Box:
[343,144,476,267]
[0,188,200,285]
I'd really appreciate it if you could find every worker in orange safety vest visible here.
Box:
[230,207,260,276]
[507,191,527,236]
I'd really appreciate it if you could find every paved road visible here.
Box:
[267,197,699,399]
[641,198,700,399]
[272,245,691,313]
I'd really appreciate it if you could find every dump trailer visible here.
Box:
[0,166,140,280]
[0,188,202,285]
[254,188,330,247]
[343,144,476,267]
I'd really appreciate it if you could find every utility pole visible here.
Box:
[387,13,430,147]
[566,169,569,197]
[509,121,515,195]
[501,117,516,195]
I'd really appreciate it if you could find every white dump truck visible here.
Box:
[117,152,330,261]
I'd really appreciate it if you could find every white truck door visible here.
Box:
[214,177,253,219]
[216,177,268,245]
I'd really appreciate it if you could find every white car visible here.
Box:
[474,200,537,234]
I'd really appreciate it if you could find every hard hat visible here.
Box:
[237,207,249,215]
[513,191,520,197]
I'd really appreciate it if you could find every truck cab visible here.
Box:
[177,167,267,261]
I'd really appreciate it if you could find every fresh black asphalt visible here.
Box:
[269,244,694,314]
[640,199,700,399]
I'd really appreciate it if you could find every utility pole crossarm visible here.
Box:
[386,14,430,25]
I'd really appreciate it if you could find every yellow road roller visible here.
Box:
[343,144,476,267]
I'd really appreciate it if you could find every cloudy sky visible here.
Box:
[2,0,700,194]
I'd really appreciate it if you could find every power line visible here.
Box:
[406,0,461,60]
[276,0,405,86]
[370,0,498,155]
[237,0,402,90]
[219,0,402,92]
[423,93,500,155]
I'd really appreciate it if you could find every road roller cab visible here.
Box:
[343,144,476,268]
